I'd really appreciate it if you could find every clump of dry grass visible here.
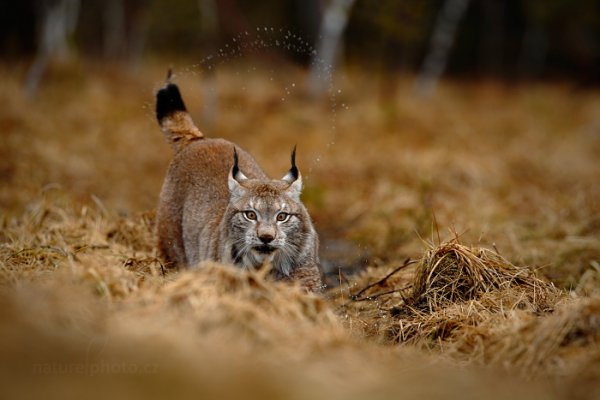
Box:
[334,236,600,395]
[409,240,557,311]
[339,239,565,354]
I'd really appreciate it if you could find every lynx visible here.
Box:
[154,81,323,291]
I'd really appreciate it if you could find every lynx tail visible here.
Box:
[155,82,203,150]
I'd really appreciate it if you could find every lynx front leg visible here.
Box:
[289,264,324,292]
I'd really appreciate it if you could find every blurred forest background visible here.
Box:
[2,0,599,91]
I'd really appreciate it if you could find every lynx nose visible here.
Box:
[259,233,274,244]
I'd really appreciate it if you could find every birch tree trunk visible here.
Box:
[415,0,470,97]
[25,0,80,98]
[308,0,356,98]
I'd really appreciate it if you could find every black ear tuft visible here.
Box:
[289,145,299,180]
[232,147,240,178]
[156,83,187,122]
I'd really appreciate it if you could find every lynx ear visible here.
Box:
[282,146,302,199]
[228,147,248,198]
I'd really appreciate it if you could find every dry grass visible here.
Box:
[410,241,556,310]
[337,240,564,344]
[0,59,599,399]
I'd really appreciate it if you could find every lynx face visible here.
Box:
[227,183,307,275]
[224,150,312,277]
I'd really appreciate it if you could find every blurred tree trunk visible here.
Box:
[415,0,470,97]
[290,0,321,65]
[308,0,356,98]
[480,0,504,76]
[127,4,149,69]
[214,0,250,37]
[198,0,219,129]
[103,0,126,60]
[517,2,551,80]
[518,24,547,79]
[104,0,148,68]
[24,0,80,97]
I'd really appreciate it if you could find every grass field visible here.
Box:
[1,59,599,399]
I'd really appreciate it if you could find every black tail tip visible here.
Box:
[156,83,187,122]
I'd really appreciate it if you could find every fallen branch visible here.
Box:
[351,258,416,300]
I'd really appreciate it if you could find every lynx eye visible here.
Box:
[243,211,257,221]
[276,212,290,222]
